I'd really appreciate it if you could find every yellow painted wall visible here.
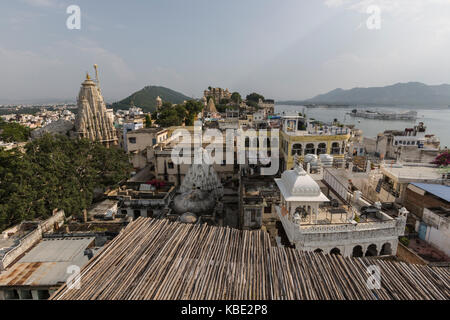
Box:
[280,131,350,169]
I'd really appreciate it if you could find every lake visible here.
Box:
[275,105,450,148]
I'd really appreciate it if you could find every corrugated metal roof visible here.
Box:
[0,237,94,287]
[411,183,450,202]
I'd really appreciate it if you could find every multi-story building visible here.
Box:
[279,114,351,171]
[274,163,408,257]
[125,127,168,169]
[375,123,441,162]
[203,87,232,103]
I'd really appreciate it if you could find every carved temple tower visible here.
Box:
[74,65,118,147]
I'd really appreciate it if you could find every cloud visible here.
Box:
[21,0,59,7]
[0,38,137,102]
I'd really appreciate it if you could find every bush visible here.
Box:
[399,236,409,247]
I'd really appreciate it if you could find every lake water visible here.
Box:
[275,105,450,148]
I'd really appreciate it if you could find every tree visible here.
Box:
[231,92,242,104]
[145,114,152,128]
[0,134,132,231]
[432,150,450,166]
[246,92,264,103]
[0,119,31,142]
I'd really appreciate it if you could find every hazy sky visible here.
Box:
[1,0,450,103]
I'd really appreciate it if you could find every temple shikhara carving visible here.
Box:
[74,65,118,147]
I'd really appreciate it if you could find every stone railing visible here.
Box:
[298,219,397,234]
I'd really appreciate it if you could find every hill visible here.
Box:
[279,82,450,107]
[111,86,192,112]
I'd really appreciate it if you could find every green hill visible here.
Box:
[111,86,192,112]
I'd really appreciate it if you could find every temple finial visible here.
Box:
[94,64,99,85]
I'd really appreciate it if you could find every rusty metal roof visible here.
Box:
[0,237,94,287]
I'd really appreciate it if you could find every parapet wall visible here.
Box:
[0,210,65,271]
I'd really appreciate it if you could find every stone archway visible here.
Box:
[365,244,378,257]
[352,245,364,257]
[380,243,392,256]
[314,248,323,254]
[330,248,341,255]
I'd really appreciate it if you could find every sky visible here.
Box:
[1,0,450,103]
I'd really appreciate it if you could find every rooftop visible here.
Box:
[410,183,450,202]
[382,164,445,182]
[0,237,94,287]
[51,218,450,300]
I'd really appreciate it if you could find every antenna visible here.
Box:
[94,64,100,86]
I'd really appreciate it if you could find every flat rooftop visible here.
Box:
[0,237,94,287]
[382,164,443,182]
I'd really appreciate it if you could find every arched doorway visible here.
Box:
[330,248,341,255]
[331,142,340,155]
[305,143,315,155]
[380,243,392,256]
[352,245,363,257]
[317,143,327,155]
[314,248,323,254]
[365,244,378,257]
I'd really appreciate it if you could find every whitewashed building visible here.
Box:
[275,164,408,257]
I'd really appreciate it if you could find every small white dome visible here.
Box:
[280,166,321,197]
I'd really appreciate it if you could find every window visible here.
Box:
[331,142,340,155]
[128,137,136,144]
[37,290,50,300]
[20,290,32,300]
[4,289,19,300]
[291,144,303,156]
[305,143,315,155]
[251,210,257,223]
[264,206,272,213]
[317,143,327,155]
[168,162,174,169]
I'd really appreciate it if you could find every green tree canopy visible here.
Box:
[145,114,152,128]
[156,100,203,127]
[246,92,265,103]
[231,92,242,104]
[0,134,131,231]
[0,119,31,142]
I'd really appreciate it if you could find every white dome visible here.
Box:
[280,166,321,197]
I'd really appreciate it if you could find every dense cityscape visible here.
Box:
[0,1,449,311]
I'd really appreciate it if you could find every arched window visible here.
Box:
[330,248,341,255]
[314,248,323,254]
[331,142,340,155]
[365,244,378,257]
[291,143,303,156]
[305,143,315,155]
[317,143,327,155]
[380,243,392,255]
[352,245,363,257]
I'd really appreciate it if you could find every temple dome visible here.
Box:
[172,190,215,216]
[280,166,321,197]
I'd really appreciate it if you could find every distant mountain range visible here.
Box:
[111,86,192,112]
[279,82,450,107]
